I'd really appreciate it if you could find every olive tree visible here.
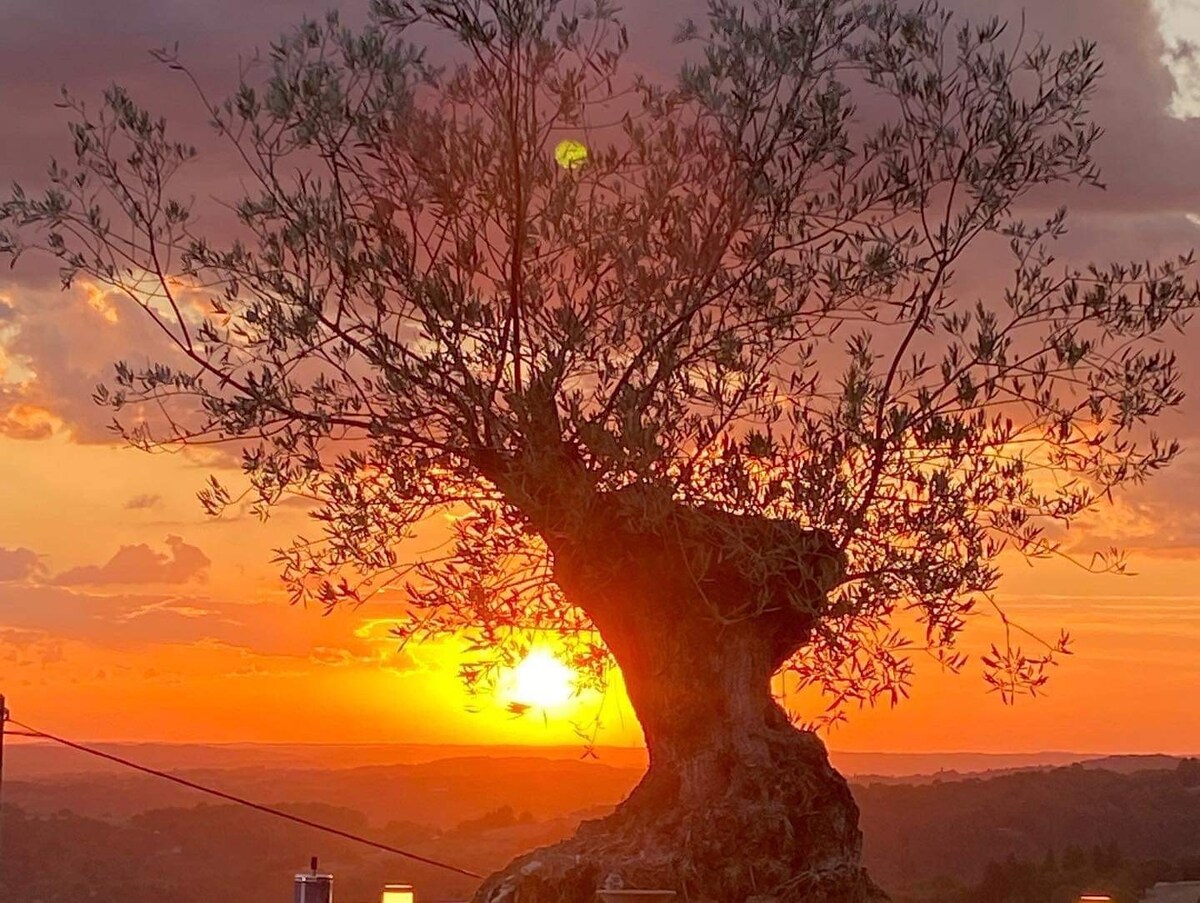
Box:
[4,0,1196,899]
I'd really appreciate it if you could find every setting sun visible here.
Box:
[503,649,576,709]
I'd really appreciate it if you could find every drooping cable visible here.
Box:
[6,718,483,880]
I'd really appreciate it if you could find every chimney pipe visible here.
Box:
[294,855,333,903]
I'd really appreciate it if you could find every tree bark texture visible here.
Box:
[473,484,889,902]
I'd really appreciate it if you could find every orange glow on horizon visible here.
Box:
[3,430,1200,753]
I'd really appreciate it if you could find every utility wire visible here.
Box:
[6,718,483,880]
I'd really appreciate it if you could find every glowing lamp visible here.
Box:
[381,884,415,903]
[554,138,588,170]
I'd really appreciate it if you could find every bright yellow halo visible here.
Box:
[505,648,576,709]
[554,138,589,170]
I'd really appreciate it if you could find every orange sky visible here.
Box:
[4,0,1200,754]
[2,398,1200,754]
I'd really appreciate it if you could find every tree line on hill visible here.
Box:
[3,758,1199,902]
[895,844,1200,902]
[861,758,1200,889]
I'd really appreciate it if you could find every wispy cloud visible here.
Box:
[124,493,162,511]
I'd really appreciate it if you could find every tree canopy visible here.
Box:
[4,0,1197,725]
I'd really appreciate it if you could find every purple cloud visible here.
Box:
[52,535,211,586]
[0,546,43,583]
[1,0,1199,449]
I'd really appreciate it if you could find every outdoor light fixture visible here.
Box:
[380,884,415,903]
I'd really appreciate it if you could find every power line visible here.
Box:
[6,717,483,881]
[1,694,9,903]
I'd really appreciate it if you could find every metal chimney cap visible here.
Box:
[295,856,333,881]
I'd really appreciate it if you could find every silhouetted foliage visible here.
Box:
[5,1,1200,896]
[4,0,1196,716]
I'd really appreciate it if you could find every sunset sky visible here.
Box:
[4,0,1200,754]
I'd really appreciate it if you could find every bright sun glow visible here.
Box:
[504,649,576,709]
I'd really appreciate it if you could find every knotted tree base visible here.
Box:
[471,491,888,901]
[473,725,889,903]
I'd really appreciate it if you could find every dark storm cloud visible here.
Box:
[2,0,1200,446]
[945,0,1200,216]
[1,0,1194,209]
[1,0,337,179]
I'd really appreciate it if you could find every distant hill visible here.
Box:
[852,753,1190,785]
[2,740,652,779]
[1081,754,1188,774]
[4,755,1200,903]
[10,739,1182,781]
[858,759,1200,888]
[11,743,1189,832]
[5,755,644,827]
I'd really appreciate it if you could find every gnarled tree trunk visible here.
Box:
[473,485,888,902]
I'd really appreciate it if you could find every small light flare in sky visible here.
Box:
[504,648,576,709]
[554,138,588,170]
